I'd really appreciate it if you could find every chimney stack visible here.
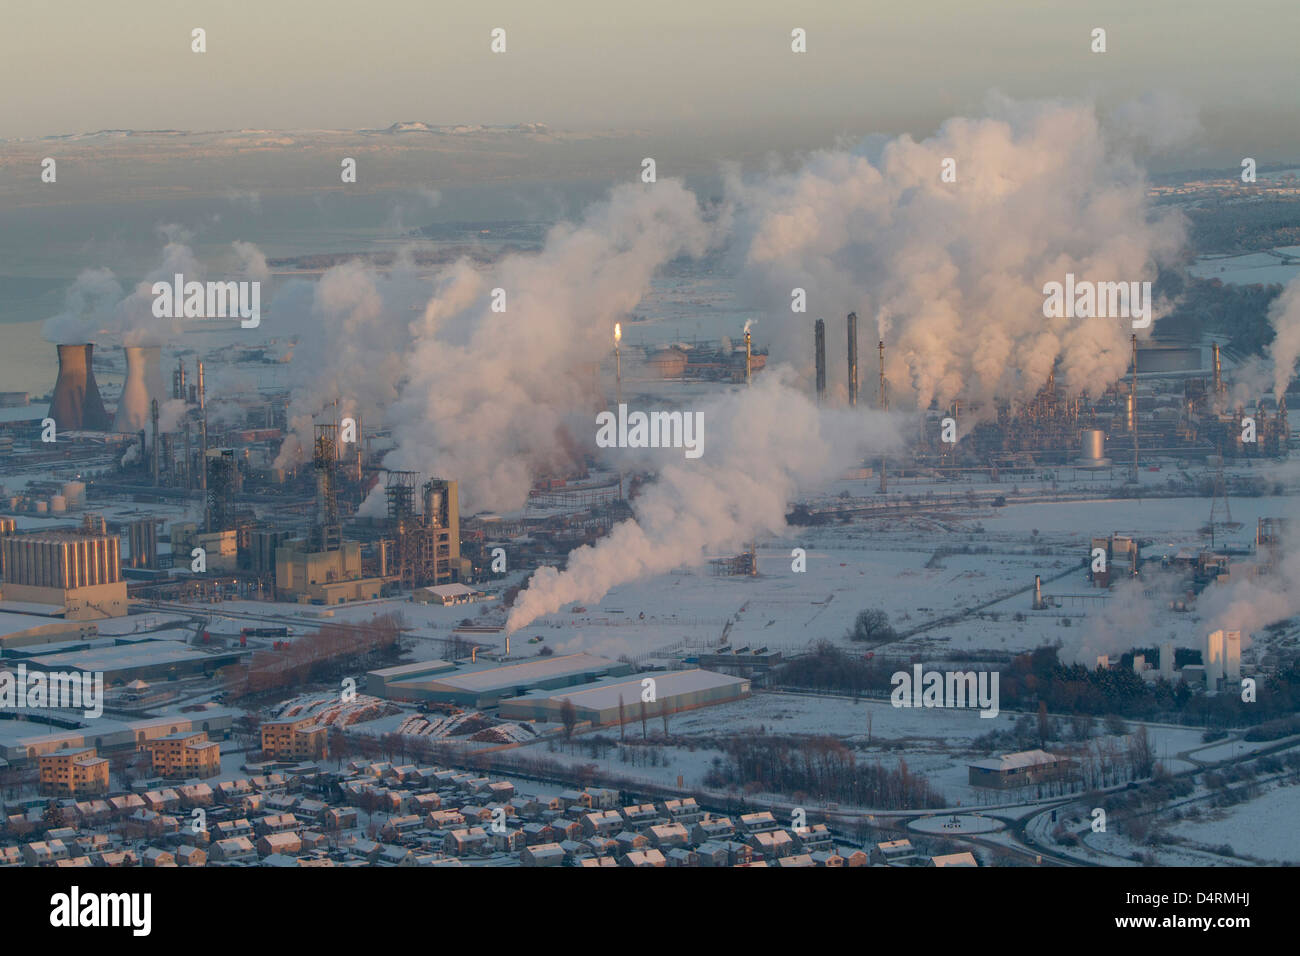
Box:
[814,319,826,404]
[847,313,858,408]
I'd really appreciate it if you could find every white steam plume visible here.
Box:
[1267,275,1300,402]
[376,180,718,513]
[727,96,1191,415]
[505,370,902,632]
[271,255,426,470]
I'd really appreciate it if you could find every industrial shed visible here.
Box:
[499,669,750,725]
[367,653,633,707]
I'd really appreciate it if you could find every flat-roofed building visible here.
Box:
[260,716,328,761]
[39,747,109,795]
[499,668,750,725]
[368,653,634,707]
[147,731,221,779]
[0,530,127,620]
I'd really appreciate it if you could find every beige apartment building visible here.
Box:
[146,731,221,779]
[39,747,110,795]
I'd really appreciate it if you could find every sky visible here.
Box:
[3,0,1298,161]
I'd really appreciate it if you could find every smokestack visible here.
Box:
[151,399,160,486]
[744,326,752,386]
[878,340,887,410]
[50,344,112,431]
[198,360,208,492]
[1212,342,1223,401]
[112,345,163,434]
[1130,333,1139,482]
[814,319,826,404]
[847,312,858,408]
[1033,574,1043,610]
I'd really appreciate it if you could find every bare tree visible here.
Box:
[560,699,578,740]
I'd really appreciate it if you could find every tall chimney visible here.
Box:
[813,319,826,404]
[847,312,858,408]
[744,326,752,386]
[878,340,888,410]
[50,344,112,431]
[1130,333,1139,482]
[151,398,160,486]
[198,360,208,491]
[1212,342,1223,404]
[113,345,163,433]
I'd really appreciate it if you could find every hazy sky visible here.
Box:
[3,0,1298,158]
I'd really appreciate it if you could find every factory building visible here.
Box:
[499,669,751,725]
[274,539,385,605]
[0,529,128,619]
[0,612,98,650]
[21,639,242,685]
[366,653,634,707]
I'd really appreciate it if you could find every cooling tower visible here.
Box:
[113,345,164,434]
[50,344,112,431]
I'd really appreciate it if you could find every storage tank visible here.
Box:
[49,495,67,513]
[62,481,86,510]
[1077,428,1110,467]
[34,500,48,514]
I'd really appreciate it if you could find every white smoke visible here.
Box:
[727,96,1190,414]
[41,268,123,344]
[1267,275,1300,402]
[271,255,426,470]
[505,370,903,632]
[375,179,719,513]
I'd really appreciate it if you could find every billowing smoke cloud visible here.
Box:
[41,268,123,344]
[727,96,1190,415]
[1199,514,1300,641]
[1266,275,1300,402]
[375,180,718,513]
[271,255,426,470]
[42,238,266,347]
[506,371,902,632]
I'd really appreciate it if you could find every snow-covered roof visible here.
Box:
[968,749,1060,772]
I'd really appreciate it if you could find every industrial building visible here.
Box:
[274,538,384,604]
[0,526,127,620]
[498,668,751,725]
[0,612,98,650]
[0,709,236,763]
[411,583,487,606]
[366,653,634,708]
[20,639,242,685]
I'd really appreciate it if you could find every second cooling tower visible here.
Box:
[113,345,165,434]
